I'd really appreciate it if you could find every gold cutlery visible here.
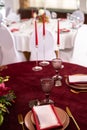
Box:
[18,114,25,130]
[66,106,80,130]
[70,89,87,94]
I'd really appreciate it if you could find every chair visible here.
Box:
[29,26,56,61]
[45,10,51,18]
[70,25,87,67]
[72,10,85,23]
[6,11,20,23]
[5,7,12,17]
[59,48,74,62]
[51,12,57,19]
[0,23,26,65]
[70,10,85,28]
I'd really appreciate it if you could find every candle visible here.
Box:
[57,20,60,45]
[35,20,38,46]
[43,14,45,36]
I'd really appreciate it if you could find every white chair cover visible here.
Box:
[45,10,51,18]
[72,10,85,23]
[70,10,85,28]
[5,7,12,17]
[51,12,57,19]
[0,23,26,65]
[29,26,56,61]
[70,25,87,67]
[6,9,20,23]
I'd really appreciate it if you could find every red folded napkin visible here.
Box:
[32,104,63,130]
[60,28,70,33]
[11,22,17,24]
[68,75,87,84]
[11,28,19,32]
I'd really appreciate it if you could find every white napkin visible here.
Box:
[32,105,62,130]
[69,75,87,83]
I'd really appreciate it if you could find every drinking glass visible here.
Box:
[51,58,62,86]
[40,77,54,104]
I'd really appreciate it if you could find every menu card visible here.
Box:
[32,104,63,130]
[68,75,87,84]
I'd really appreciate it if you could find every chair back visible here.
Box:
[70,25,87,67]
[70,10,85,28]
[72,10,85,23]
[45,10,51,18]
[29,26,56,61]
[5,7,12,17]
[0,23,26,65]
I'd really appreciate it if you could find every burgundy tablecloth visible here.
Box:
[0,61,87,130]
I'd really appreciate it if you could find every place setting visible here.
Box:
[24,77,70,130]
[24,105,70,130]
[65,74,87,90]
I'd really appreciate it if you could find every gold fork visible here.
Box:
[66,107,80,130]
[18,114,25,130]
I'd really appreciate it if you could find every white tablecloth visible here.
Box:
[8,18,77,52]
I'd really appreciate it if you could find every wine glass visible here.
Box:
[40,77,54,104]
[51,58,62,87]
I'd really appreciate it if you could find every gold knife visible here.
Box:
[66,106,80,130]
[18,114,25,130]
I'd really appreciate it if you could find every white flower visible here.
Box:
[38,9,45,16]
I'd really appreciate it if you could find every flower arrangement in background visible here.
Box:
[33,9,49,23]
[37,9,49,23]
[0,76,16,126]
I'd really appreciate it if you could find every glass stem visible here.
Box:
[56,70,59,79]
[36,46,38,66]
[45,93,50,103]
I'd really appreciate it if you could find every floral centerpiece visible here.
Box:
[37,9,49,23]
[33,9,49,23]
[0,76,16,126]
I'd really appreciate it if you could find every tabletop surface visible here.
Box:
[0,61,87,130]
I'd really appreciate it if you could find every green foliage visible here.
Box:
[0,76,16,126]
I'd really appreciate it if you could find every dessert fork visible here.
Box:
[18,113,25,130]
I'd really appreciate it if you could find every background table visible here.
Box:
[0,61,87,130]
[9,19,77,51]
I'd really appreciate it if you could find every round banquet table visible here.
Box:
[0,61,87,130]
